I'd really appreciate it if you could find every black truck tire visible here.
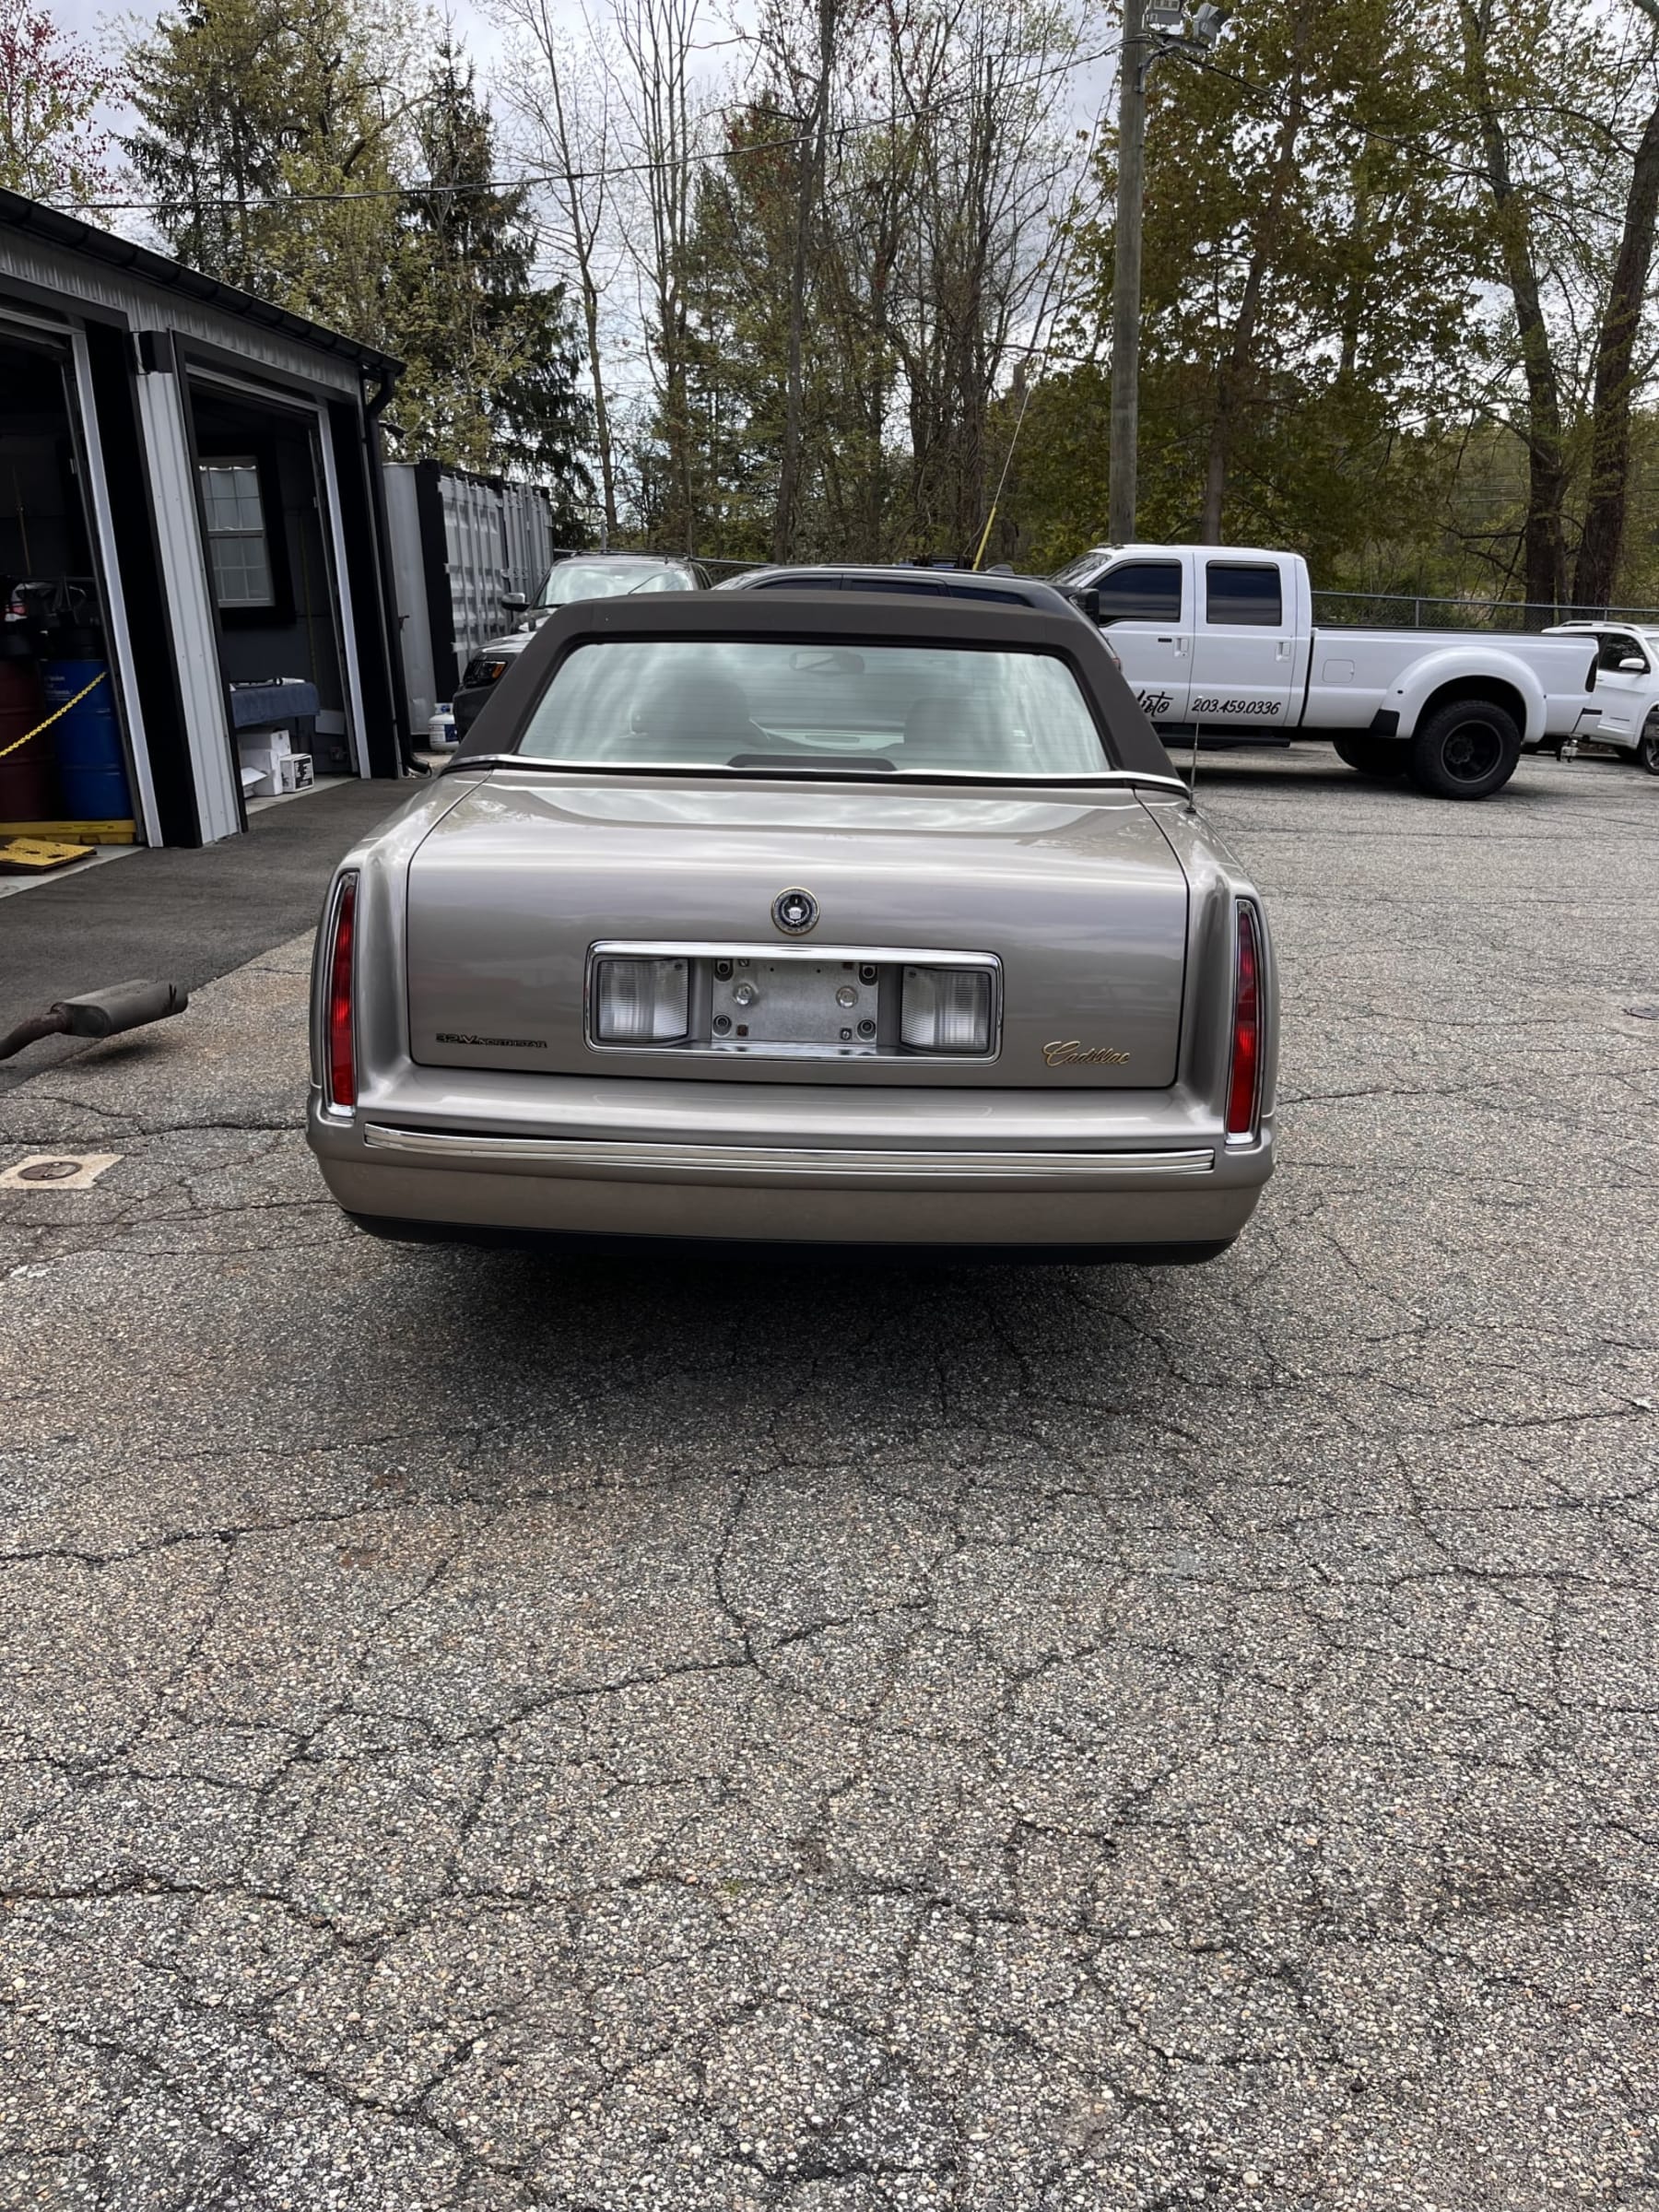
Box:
[1333,735,1408,779]
[1635,715,1659,774]
[1407,698,1522,799]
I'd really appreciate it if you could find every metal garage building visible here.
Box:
[0,188,409,853]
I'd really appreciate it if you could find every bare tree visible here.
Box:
[1458,0,1571,607]
[750,0,839,559]
[1572,0,1659,605]
[494,0,621,540]
[884,0,1076,554]
[612,0,706,550]
[1195,15,1310,543]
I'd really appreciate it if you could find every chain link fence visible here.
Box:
[1311,591,1659,633]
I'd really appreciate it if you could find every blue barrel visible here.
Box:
[45,645,132,820]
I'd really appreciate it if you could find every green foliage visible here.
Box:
[124,0,591,509]
[0,0,113,205]
[627,0,1074,561]
[389,38,592,522]
[1006,0,1486,578]
[125,0,416,344]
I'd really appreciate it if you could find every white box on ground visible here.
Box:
[236,725,291,761]
[278,754,314,792]
[236,727,293,798]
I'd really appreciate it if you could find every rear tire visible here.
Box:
[1636,716,1659,774]
[1407,698,1522,799]
[1333,734,1408,780]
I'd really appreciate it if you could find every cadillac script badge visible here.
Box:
[1043,1040,1132,1066]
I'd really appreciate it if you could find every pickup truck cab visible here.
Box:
[1050,544,1602,798]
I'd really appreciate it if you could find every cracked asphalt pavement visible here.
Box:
[2,748,1657,2211]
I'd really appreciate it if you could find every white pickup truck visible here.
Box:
[1049,544,1602,799]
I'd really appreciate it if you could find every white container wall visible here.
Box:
[499,479,556,619]
[384,462,557,729]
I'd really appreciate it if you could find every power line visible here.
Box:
[68,35,1121,217]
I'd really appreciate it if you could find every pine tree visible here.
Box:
[391,37,592,522]
[124,0,414,345]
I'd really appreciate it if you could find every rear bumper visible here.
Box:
[308,1095,1272,1253]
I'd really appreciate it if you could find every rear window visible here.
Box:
[537,562,695,606]
[514,639,1111,776]
[1095,561,1182,623]
[1206,562,1282,625]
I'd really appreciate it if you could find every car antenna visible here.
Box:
[1187,715,1201,803]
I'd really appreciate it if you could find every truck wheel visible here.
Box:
[1407,699,1522,799]
[1636,717,1659,774]
[1333,735,1407,779]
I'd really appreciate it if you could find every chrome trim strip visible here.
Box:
[361,1124,1215,1185]
[592,940,1000,968]
[583,942,1004,1065]
[446,757,1194,799]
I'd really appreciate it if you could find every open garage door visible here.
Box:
[0,323,145,869]
[185,373,367,813]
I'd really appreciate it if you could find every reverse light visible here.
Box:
[900,964,993,1054]
[593,956,689,1044]
[1226,900,1263,1143]
[324,871,359,1111]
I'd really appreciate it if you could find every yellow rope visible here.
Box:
[0,670,108,761]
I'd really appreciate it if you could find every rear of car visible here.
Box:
[309,595,1275,1259]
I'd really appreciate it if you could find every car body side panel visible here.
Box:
[1302,631,1594,741]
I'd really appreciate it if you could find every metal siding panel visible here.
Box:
[134,370,241,841]
[0,233,360,394]
[383,465,438,727]
[426,471,557,688]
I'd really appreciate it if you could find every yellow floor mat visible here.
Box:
[0,837,96,875]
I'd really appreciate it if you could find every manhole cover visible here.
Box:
[1625,1006,1659,1021]
[0,1151,121,1191]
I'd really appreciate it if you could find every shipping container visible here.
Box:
[384,462,557,730]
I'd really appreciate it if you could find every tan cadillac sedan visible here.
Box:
[307,593,1276,1260]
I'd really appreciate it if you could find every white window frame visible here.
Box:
[197,454,276,610]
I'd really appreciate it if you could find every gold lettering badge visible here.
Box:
[1043,1040,1132,1067]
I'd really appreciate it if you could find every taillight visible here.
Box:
[325,872,359,1110]
[1225,900,1262,1142]
[900,964,994,1054]
[592,954,690,1044]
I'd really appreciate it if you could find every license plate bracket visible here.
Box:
[707,956,881,1055]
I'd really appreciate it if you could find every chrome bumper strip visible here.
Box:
[361,1124,1216,1186]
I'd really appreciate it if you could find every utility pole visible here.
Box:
[1110,0,1148,546]
[1109,0,1228,546]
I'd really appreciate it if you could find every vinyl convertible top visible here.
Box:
[452,591,1178,782]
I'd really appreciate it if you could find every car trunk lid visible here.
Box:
[405,771,1188,1088]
